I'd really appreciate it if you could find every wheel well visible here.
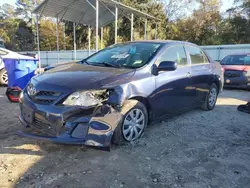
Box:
[129,96,152,119]
[214,80,220,91]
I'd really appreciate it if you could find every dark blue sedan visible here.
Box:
[18,41,224,150]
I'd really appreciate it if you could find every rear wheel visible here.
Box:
[112,100,148,145]
[201,83,218,111]
[0,68,8,85]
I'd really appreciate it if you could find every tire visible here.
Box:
[112,100,148,145]
[201,83,218,111]
[0,68,8,85]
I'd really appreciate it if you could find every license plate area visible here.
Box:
[22,106,34,124]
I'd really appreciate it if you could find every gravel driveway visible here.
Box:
[0,87,249,188]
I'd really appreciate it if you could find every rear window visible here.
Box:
[185,46,209,65]
[221,55,250,65]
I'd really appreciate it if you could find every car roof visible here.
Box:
[225,53,250,56]
[125,40,198,47]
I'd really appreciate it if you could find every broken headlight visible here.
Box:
[63,90,108,107]
[245,71,250,81]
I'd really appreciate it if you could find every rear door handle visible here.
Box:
[186,72,192,78]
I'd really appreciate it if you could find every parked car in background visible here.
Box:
[18,40,224,150]
[0,48,36,85]
[220,53,250,90]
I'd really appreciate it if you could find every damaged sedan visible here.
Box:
[18,41,224,150]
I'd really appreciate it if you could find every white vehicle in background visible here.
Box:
[0,47,36,85]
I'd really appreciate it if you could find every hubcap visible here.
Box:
[122,109,145,141]
[2,70,8,84]
[208,88,217,107]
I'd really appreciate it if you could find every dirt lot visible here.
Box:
[0,87,249,188]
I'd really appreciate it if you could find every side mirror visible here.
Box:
[158,61,177,72]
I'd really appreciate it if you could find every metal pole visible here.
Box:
[155,23,158,40]
[63,23,66,50]
[115,6,118,44]
[101,27,103,49]
[34,0,41,73]
[131,13,134,41]
[144,19,147,40]
[73,22,76,60]
[35,14,41,73]
[88,25,91,56]
[56,17,59,63]
[96,0,99,52]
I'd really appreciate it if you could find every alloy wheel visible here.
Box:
[208,87,217,107]
[122,108,145,141]
[2,70,8,85]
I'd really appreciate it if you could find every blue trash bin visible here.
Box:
[3,58,38,89]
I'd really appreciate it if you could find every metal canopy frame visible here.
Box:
[33,0,160,69]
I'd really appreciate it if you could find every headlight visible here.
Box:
[245,71,250,76]
[63,90,107,107]
[245,71,250,81]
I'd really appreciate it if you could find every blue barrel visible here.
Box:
[3,58,37,89]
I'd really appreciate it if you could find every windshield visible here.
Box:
[84,42,162,68]
[221,55,250,65]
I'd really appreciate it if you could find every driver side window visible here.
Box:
[156,45,188,67]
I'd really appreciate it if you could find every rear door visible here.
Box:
[184,45,213,103]
[152,45,195,118]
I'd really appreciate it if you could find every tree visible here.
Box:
[15,0,41,22]
[161,0,195,21]
[234,0,250,17]
[166,0,222,45]
[16,20,35,51]
[0,3,15,19]
[39,19,70,51]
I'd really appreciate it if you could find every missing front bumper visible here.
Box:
[18,104,122,150]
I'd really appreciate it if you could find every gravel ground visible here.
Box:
[0,87,249,188]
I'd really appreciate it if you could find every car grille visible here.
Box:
[224,70,241,78]
[29,91,62,105]
[30,116,57,137]
[37,91,60,97]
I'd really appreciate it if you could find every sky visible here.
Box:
[0,0,235,12]
[0,0,16,6]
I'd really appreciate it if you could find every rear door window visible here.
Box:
[156,45,188,67]
[185,46,209,65]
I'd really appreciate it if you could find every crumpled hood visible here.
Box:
[222,65,250,72]
[32,63,135,91]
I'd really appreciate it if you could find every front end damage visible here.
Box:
[17,88,125,151]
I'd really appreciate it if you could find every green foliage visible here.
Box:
[15,0,41,22]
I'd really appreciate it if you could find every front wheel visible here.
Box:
[112,100,148,145]
[201,83,218,111]
[0,68,8,85]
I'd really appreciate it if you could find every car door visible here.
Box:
[184,45,213,103]
[151,45,195,118]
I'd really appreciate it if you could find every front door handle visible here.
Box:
[186,72,192,78]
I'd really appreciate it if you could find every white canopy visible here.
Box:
[33,0,160,27]
[33,0,160,72]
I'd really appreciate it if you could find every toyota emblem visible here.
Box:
[27,83,37,96]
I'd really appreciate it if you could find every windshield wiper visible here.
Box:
[102,62,120,68]
[78,59,90,65]
[91,62,120,68]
